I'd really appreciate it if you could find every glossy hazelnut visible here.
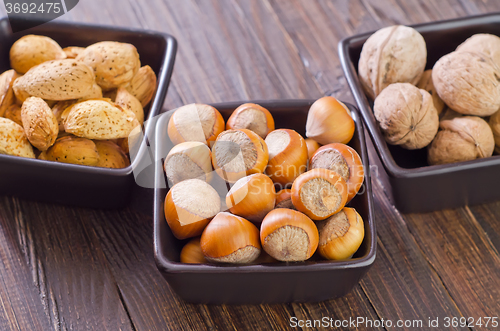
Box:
[275,189,295,210]
[226,103,274,138]
[305,138,320,160]
[180,237,207,264]
[164,141,213,186]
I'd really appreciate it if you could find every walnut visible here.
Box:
[456,33,500,64]
[417,70,445,115]
[428,116,494,165]
[373,83,439,150]
[489,110,500,154]
[432,51,500,116]
[358,25,427,99]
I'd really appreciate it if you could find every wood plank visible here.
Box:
[468,202,500,254]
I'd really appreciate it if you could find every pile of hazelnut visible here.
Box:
[358,26,500,165]
[162,97,366,264]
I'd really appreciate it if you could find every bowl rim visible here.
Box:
[153,99,377,274]
[0,16,178,176]
[338,12,500,179]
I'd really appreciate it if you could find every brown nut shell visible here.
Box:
[164,141,213,185]
[358,25,426,99]
[226,173,276,223]
[456,33,500,64]
[21,97,59,151]
[63,46,85,59]
[265,129,308,186]
[10,35,66,74]
[310,143,364,202]
[115,87,144,125]
[164,179,221,240]
[211,129,269,183]
[3,104,23,127]
[168,103,225,146]
[39,136,99,166]
[76,41,141,90]
[200,212,261,264]
[62,99,139,140]
[13,59,95,101]
[428,116,494,165]
[94,141,130,169]
[275,189,295,210]
[180,238,207,264]
[432,51,500,117]
[305,138,320,160]
[126,65,157,107]
[291,168,348,221]
[416,70,445,115]
[317,207,364,260]
[0,118,35,158]
[226,103,275,139]
[374,83,439,150]
[52,100,76,132]
[0,70,19,117]
[489,111,500,153]
[260,208,319,262]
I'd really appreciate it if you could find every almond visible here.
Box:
[79,84,103,101]
[126,65,157,107]
[63,46,85,59]
[0,70,19,117]
[52,100,76,131]
[39,135,99,166]
[115,87,144,125]
[21,97,59,151]
[10,35,67,74]
[3,104,23,127]
[94,140,130,168]
[0,117,35,158]
[62,98,139,139]
[77,41,141,90]
[13,59,95,101]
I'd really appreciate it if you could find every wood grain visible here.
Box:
[0,1,499,330]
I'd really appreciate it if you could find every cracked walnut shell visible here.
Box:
[358,25,427,99]
[374,83,439,150]
[428,116,494,165]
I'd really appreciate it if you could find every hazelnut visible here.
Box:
[226,103,274,138]
[428,116,494,165]
[275,189,295,210]
[489,111,500,154]
[226,173,276,223]
[432,51,500,116]
[358,25,427,99]
[374,83,439,150]
[456,33,500,64]
[305,138,320,160]
[201,212,261,264]
[291,168,348,221]
[265,129,308,186]
[260,208,319,262]
[317,207,364,260]
[164,141,213,186]
[180,237,207,264]
[416,70,445,115]
[211,128,269,183]
[168,103,225,146]
[164,179,221,240]
[310,143,364,202]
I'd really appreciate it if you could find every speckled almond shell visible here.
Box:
[63,46,85,59]
[76,41,141,90]
[62,98,139,140]
[39,135,99,166]
[358,25,427,99]
[126,65,157,107]
[94,140,130,169]
[0,70,19,117]
[374,83,439,150]
[10,35,67,74]
[0,117,35,158]
[433,51,500,116]
[115,87,144,125]
[21,97,59,151]
[13,59,95,101]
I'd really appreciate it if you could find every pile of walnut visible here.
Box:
[359,26,498,165]
[163,97,366,265]
[0,35,157,168]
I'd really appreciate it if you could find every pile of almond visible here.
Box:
[0,35,157,168]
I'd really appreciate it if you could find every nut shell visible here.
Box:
[13,59,95,101]
[21,97,59,151]
[39,136,99,166]
[0,70,19,117]
[489,111,500,153]
[63,46,85,59]
[358,25,426,99]
[94,141,130,169]
[226,103,275,138]
[62,99,139,140]
[428,116,494,165]
[10,35,66,74]
[115,87,144,125]
[416,70,445,115]
[432,51,500,116]
[180,238,207,264]
[3,104,23,127]
[275,189,295,210]
[0,118,35,158]
[456,33,500,64]
[126,65,157,107]
[77,41,141,90]
[374,83,439,150]
[164,141,213,185]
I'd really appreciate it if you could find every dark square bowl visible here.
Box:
[153,99,376,304]
[339,13,500,213]
[0,17,177,209]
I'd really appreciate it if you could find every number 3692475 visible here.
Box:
[5,2,61,14]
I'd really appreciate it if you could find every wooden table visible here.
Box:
[1,0,500,330]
